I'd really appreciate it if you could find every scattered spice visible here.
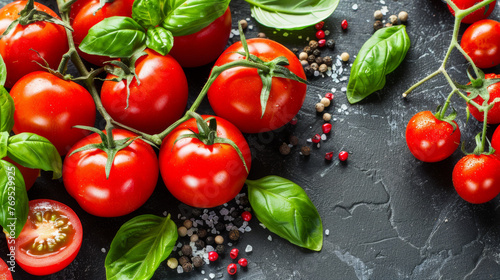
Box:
[182,262,193,273]
[192,256,204,268]
[227,263,238,275]
[318,39,326,48]
[303,45,312,55]
[195,239,205,250]
[205,236,215,245]
[197,228,207,239]
[398,11,408,22]
[325,92,334,100]
[313,49,321,57]
[301,146,311,156]
[323,113,332,122]
[340,52,350,62]
[241,211,252,222]
[229,229,240,241]
[315,21,324,30]
[183,219,193,229]
[299,52,308,60]
[316,30,325,39]
[214,235,224,245]
[326,39,335,49]
[238,258,248,267]
[179,255,190,265]
[388,15,398,25]
[215,244,225,254]
[239,19,248,29]
[230,248,239,259]
[181,244,192,256]
[312,134,321,144]
[289,135,299,146]
[208,251,218,262]
[309,40,319,50]
[385,22,393,27]
[325,152,334,161]
[279,142,291,155]
[341,19,348,30]
[190,234,199,242]
[374,10,383,20]
[178,226,188,237]
[315,102,325,113]
[318,64,328,73]
[322,123,332,134]
[339,151,349,161]
[257,32,266,38]
[310,62,319,71]
[374,20,383,31]
[320,97,331,107]
[167,257,178,269]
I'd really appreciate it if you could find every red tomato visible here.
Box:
[2,157,39,191]
[405,111,461,162]
[63,129,159,217]
[467,73,500,124]
[492,125,500,151]
[169,8,232,68]
[208,38,307,133]
[447,0,497,24]
[10,71,96,156]
[70,0,134,66]
[14,199,82,275]
[0,1,68,88]
[101,49,188,134]
[452,154,500,203]
[460,19,500,69]
[159,115,251,208]
[0,257,13,280]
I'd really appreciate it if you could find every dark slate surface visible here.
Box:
[1,0,500,279]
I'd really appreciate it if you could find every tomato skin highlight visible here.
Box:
[452,154,500,204]
[460,19,500,69]
[14,199,82,276]
[159,116,251,208]
[63,129,159,217]
[10,71,96,156]
[101,49,188,134]
[0,1,69,88]
[2,157,39,191]
[208,38,307,133]
[405,111,461,162]
[467,73,500,124]
[447,0,497,24]
[70,0,134,66]
[169,8,232,68]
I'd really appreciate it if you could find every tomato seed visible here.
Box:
[322,123,332,134]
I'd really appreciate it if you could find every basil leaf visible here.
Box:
[79,16,147,58]
[6,133,62,179]
[162,0,230,36]
[245,0,339,30]
[0,86,14,133]
[146,27,174,56]
[346,25,410,104]
[0,160,28,238]
[132,0,163,29]
[105,214,178,280]
[0,54,6,87]
[246,176,323,251]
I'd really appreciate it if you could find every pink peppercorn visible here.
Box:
[208,251,218,262]
[241,211,252,222]
[227,263,238,275]
[230,248,239,259]
[322,123,332,134]
[318,39,326,47]
[238,258,248,267]
[339,151,349,161]
[312,134,321,144]
[341,19,348,30]
[315,21,324,30]
[325,92,334,100]
[325,152,334,161]
[316,30,325,39]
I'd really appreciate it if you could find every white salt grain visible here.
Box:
[101,248,106,253]
[209,273,215,279]
[325,229,330,236]
[268,235,273,241]
[177,266,183,274]
[245,245,253,253]
[321,134,327,141]
[352,3,358,10]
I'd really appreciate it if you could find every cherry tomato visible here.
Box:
[452,154,500,203]
[159,116,251,208]
[70,0,134,66]
[0,257,13,280]
[169,8,232,68]
[13,199,82,275]
[467,73,500,124]
[101,49,188,134]
[208,38,307,133]
[447,0,496,24]
[0,1,69,88]
[405,111,461,162]
[460,19,500,69]
[492,125,500,151]
[63,129,159,217]
[10,71,96,156]
[2,157,39,191]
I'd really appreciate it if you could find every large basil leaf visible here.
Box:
[346,25,410,104]
[6,133,62,179]
[79,17,147,58]
[132,0,163,29]
[0,54,6,87]
[246,176,323,251]
[162,0,230,36]
[146,27,174,56]
[105,214,178,280]
[245,0,339,30]
[0,86,14,133]
[0,160,28,238]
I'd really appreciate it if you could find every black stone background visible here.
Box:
[1,0,500,279]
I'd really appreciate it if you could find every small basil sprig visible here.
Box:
[105,214,178,280]
[246,176,323,251]
[244,0,339,30]
[346,25,410,104]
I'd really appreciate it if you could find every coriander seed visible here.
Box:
[178,226,188,237]
[215,235,224,245]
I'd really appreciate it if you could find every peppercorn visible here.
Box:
[374,20,383,31]
[374,10,383,20]
[398,11,408,22]
[318,39,326,48]
[325,152,334,161]
[230,248,239,259]
[183,219,193,229]
[301,146,311,156]
[340,52,350,62]
[215,235,224,245]
[311,134,321,144]
[389,15,398,25]
[238,258,248,267]
[325,92,334,100]
[167,257,178,269]
[257,32,266,38]
[323,113,332,122]
[341,19,348,30]
[239,19,248,29]
[215,244,225,254]
[320,97,330,107]
[190,234,199,242]
[309,40,319,50]
[178,255,190,265]
[323,56,333,66]
[229,229,240,241]
[182,262,193,272]
[192,256,204,268]
[315,103,325,113]
[303,45,312,55]
[339,151,349,161]
[181,244,192,256]
[241,211,252,221]
[289,135,299,146]
[300,60,309,68]
[315,56,323,65]
[316,30,325,39]
[313,48,321,57]
[208,251,218,262]
[197,228,207,239]
[178,226,188,237]
[307,54,316,64]
[279,142,291,155]
[233,216,244,227]
[326,39,335,49]
[291,47,299,54]
[315,21,324,30]
[385,22,393,27]
[239,195,249,206]
[195,239,205,250]
[215,222,225,232]
[299,52,308,60]
[310,63,319,72]
[318,64,328,73]
[227,263,238,275]
[322,123,332,134]
[304,66,314,77]
[192,208,202,217]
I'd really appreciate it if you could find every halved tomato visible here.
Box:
[0,257,13,280]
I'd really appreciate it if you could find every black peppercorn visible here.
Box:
[303,46,312,55]
[289,135,299,146]
[310,62,319,71]
[374,20,383,31]
[192,256,204,268]
[233,216,244,227]
[239,195,249,206]
[304,66,314,77]
[291,47,299,54]
[195,239,205,250]
[309,40,319,50]
[312,48,321,57]
[229,229,240,241]
[301,146,311,156]
[326,39,335,49]
[279,142,291,155]
[192,208,202,217]
[307,54,316,64]
[197,228,207,239]
[181,244,192,256]
[215,244,225,255]
[182,262,193,273]
[231,211,240,218]
[205,236,215,245]
[323,56,333,67]
[315,56,324,65]
[215,222,225,232]
[178,255,190,266]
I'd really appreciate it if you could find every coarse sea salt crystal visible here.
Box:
[321,134,327,141]
[325,30,330,36]
[245,226,252,232]
[177,266,183,273]
[325,229,330,235]
[268,235,273,241]
[245,245,253,253]
[352,3,358,10]
[259,223,266,229]
[101,248,106,253]
[209,273,215,279]
[201,270,205,275]
[341,87,347,92]
[306,138,312,143]
[162,211,167,216]
[206,245,215,252]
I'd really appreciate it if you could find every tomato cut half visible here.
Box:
[13,199,82,276]
[0,257,13,280]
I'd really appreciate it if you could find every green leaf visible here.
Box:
[0,86,14,133]
[162,0,230,36]
[0,132,8,159]
[246,176,323,251]
[347,25,411,104]
[132,0,163,28]
[6,133,62,179]
[0,54,6,87]
[105,214,178,280]
[0,160,28,238]
[245,0,339,30]
[79,16,147,58]
[146,27,174,56]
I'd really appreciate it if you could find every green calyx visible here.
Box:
[174,112,249,174]
[434,105,458,132]
[462,132,496,156]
